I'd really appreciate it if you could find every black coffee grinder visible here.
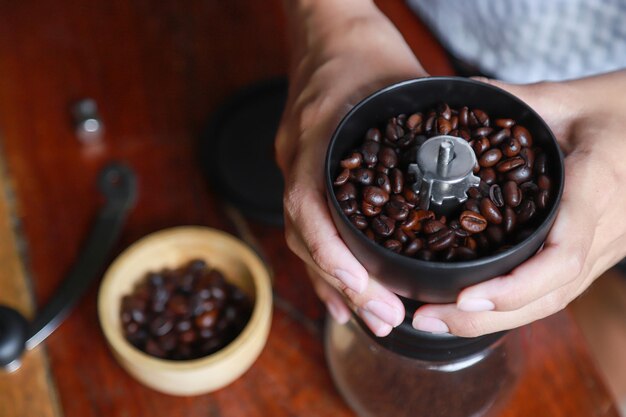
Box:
[324,77,564,416]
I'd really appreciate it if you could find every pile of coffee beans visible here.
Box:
[120,259,252,360]
[333,103,554,261]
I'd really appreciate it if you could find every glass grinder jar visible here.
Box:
[324,77,564,417]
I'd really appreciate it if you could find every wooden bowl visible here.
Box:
[97,226,273,396]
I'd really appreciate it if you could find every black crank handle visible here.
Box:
[0,163,136,370]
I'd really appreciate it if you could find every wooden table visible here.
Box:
[0,1,619,416]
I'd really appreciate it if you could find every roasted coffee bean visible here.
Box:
[336,182,357,201]
[485,225,505,245]
[436,116,452,134]
[479,148,503,168]
[473,127,493,138]
[415,209,436,223]
[495,118,515,128]
[534,152,547,176]
[502,137,522,157]
[404,238,424,255]
[363,186,389,207]
[512,125,532,147]
[372,215,396,237]
[385,200,409,221]
[390,168,404,194]
[407,113,423,130]
[416,249,435,261]
[396,114,407,126]
[340,199,358,215]
[364,229,376,241]
[397,133,416,148]
[479,168,497,184]
[519,181,539,196]
[145,339,167,358]
[362,141,380,167]
[350,214,369,230]
[334,169,350,186]
[503,206,517,234]
[393,228,410,244]
[506,165,533,184]
[450,115,459,130]
[379,147,398,168]
[465,198,481,213]
[489,184,504,207]
[460,210,488,233]
[442,247,457,262]
[401,210,421,231]
[495,156,525,173]
[423,219,446,234]
[536,189,550,210]
[374,173,392,194]
[196,310,218,329]
[537,175,551,191]
[503,181,522,207]
[437,103,452,120]
[456,246,478,260]
[457,129,471,141]
[385,119,404,141]
[352,168,375,185]
[520,147,535,169]
[471,137,491,156]
[459,106,470,127]
[480,198,503,224]
[362,202,382,217]
[489,129,511,146]
[475,233,490,251]
[427,228,455,251]
[517,199,537,223]
[403,188,420,206]
[383,239,403,253]
[453,227,470,238]
[424,113,436,133]
[341,152,363,169]
[375,165,389,175]
[150,315,174,337]
[468,187,483,199]
[365,128,382,142]
[473,109,490,126]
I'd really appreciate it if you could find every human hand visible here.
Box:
[412,70,626,337]
[276,0,427,336]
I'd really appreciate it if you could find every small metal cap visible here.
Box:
[72,98,103,144]
[408,135,480,211]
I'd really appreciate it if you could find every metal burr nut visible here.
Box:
[408,135,480,211]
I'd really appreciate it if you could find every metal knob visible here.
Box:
[72,98,103,144]
[408,135,480,211]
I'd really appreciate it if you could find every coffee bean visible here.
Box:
[479,148,503,168]
[517,199,536,223]
[423,219,446,234]
[520,181,539,196]
[416,249,435,261]
[506,165,533,184]
[150,315,174,337]
[362,141,380,167]
[460,210,488,233]
[534,152,547,176]
[352,168,375,185]
[442,247,457,261]
[390,168,404,194]
[495,118,515,128]
[436,116,452,134]
[537,175,551,191]
[502,137,522,157]
[393,228,410,244]
[479,168,497,184]
[485,225,505,245]
[424,113,436,133]
[473,127,493,138]
[459,106,469,127]
[363,186,389,207]
[403,188,420,206]
[379,147,398,168]
[456,246,478,260]
[385,200,409,221]
[404,238,424,255]
[334,168,350,186]
[336,182,357,201]
[473,109,490,126]
[427,228,454,251]
[520,147,535,169]
[407,113,423,131]
[471,137,490,156]
[501,181,521,207]
[512,125,532,147]
[496,156,525,173]
[372,215,396,237]
[340,199,358,215]
[145,339,167,358]
[465,198,481,213]
[341,152,363,169]
[468,187,483,199]
[385,119,404,141]
[383,239,403,253]
[350,214,369,230]
[437,103,452,120]
[366,128,382,142]
[489,184,504,207]
[374,173,392,194]
[503,206,517,234]
[480,198,503,224]
[362,202,382,217]
[536,189,550,210]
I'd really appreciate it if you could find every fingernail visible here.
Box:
[412,315,449,334]
[361,309,392,337]
[335,269,366,293]
[365,300,403,327]
[457,298,495,312]
[327,302,350,324]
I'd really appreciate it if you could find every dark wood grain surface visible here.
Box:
[0,1,618,416]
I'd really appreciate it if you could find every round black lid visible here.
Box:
[201,77,287,225]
